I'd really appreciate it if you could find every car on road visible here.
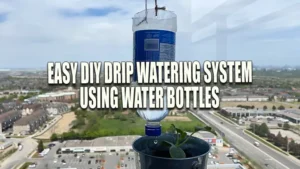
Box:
[254,141,260,147]
[53,159,57,163]
[233,159,241,164]
[28,163,37,168]
[48,143,56,148]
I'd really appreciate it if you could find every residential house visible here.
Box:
[0,110,22,132]
[13,109,48,135]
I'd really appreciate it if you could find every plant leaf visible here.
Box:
[169,145,186,158]
[167,124,176,134]
[162,140,174,147]
[175,128,187,143]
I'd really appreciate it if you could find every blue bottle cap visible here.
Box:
[145,125,161,136]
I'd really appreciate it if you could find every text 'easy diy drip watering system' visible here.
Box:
[131,1,210,169]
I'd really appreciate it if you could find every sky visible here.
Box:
[0,0,300,68]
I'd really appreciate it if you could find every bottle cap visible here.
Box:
[145,125,161,136]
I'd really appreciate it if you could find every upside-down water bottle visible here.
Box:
[137,92,169,138]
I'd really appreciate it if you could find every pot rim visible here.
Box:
[132,135,211,161]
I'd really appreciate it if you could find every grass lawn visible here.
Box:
[73,111,205,137]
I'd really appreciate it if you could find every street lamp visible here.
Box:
[287,137,292,154]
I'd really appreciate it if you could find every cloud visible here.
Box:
[59,7,123,18]
[0,0,299,68]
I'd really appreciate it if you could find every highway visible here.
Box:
[192,110,300,169]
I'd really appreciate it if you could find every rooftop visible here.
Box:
[248,95,269,98]
[193,131,216,139]
[221,96,247,98]
[22,103,42,110]
[64,135,141,148]
[0,110,20,122]
[14,109,47,126]
[279,111,300,120]
[37,92,76,98]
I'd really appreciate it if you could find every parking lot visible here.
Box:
[34,152,136,169]
[207,146,238,165]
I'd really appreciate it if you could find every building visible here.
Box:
[191,131,223,147]
[13,109,48,135]
[221,96,247,102]
[37,91,78,102]
[286,97,298,102]
[61,136,140,154]
[247,95,269,102]
[45,102,69,116]
[0,110,22,132]
[21,104,42,117]
[220,107,277,118]
[278,110,300,124]
[1,100,22,111]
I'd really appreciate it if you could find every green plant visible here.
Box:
[161,124,213,158]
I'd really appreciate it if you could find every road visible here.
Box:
[0,137,37,169]
[0,116,61,169]
[193,110,300,169]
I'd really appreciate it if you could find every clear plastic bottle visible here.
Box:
[132,8,177,81]
[137,94,169,137]
[132,8,176,137]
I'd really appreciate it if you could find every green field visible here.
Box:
[58,110,205,140]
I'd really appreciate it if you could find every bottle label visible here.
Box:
[133,30,176,82]
[145,125,161,136]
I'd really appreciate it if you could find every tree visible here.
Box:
[278,123,283,128]
[283,122,290,130]
[263,105,267,110]
[289,140,297,154]
[274,132,284,147]
[278,105,285,110]
[257,123,270,137]
[50,133,58,141]
[267,133,276,142]
[272,106,276,111]
[38,140,44,153]
[298,106,300,109]
[250,123,260,134]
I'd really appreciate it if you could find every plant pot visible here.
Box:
[133,134,210,169]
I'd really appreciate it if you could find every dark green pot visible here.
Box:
[133,134,210,169]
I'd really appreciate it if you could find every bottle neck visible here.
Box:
[145,121,161,136]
